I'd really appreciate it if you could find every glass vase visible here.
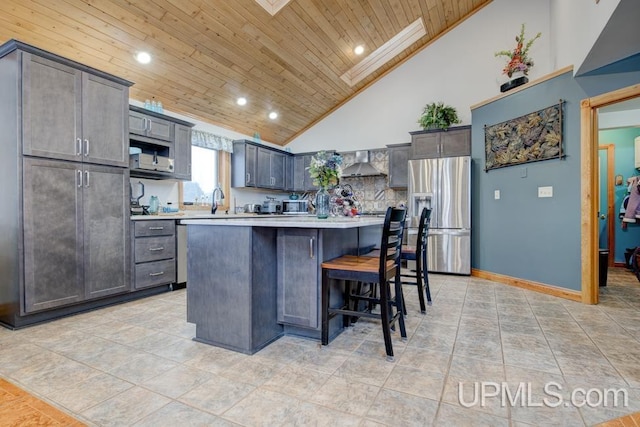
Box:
[315,187,330,219]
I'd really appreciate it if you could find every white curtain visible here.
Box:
[191,130,234,153]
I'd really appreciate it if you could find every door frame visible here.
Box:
[581,83,640,304]
[598,143,615,266]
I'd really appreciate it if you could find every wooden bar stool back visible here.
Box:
[321,206,407,361]
[401,207,432,313]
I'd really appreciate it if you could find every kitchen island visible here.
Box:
[181,215,384,354]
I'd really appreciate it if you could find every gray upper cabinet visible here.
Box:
[257,147,286,189]
[232,140,289,190]
[129,110,174,142]
[410,125,471,159]
[22,53,129,167]
[173,124,192,180]
[81,73,129,166]
[232,141,257,187]
[293,154,314,192]
[387,143,411,188]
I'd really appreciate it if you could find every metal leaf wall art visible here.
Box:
[484,101,564,171]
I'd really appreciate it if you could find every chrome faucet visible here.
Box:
[211,186,225,214]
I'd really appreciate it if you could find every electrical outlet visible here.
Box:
[538,186,553,198]
[494,190,500,200]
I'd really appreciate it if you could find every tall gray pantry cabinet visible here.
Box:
[0,40,133,328]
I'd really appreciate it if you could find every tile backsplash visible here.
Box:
[339,149,407,213]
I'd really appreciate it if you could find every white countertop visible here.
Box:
[179,215,384,229]
[130,212,257,220]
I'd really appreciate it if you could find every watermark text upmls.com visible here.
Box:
[458,382,628,408]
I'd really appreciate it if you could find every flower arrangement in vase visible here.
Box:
[308,151,343,218]
[495,23,541,92]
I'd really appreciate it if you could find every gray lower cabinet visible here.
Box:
[173,124,192,180]
[410,125,471,159]
[132,220,176,289]
[22,52,129,167]
[387,143,411,188]
[187,225,282,354]
[277,229,319,328]
[22,158,130,313]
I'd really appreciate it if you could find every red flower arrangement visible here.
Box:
[495,24,541,78]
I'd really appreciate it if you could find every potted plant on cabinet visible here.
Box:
[417,102,461,130]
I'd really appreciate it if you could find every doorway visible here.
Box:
[581,83,640,304]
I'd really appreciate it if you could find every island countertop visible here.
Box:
[179,215,384,228]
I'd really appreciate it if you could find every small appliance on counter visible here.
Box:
[282,199,309,215]
[243,204,262,214]
[261,197,282,214]
[130,181,150,215]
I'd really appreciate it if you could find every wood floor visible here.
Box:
[0,378,84,426]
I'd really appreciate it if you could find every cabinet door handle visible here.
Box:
[76,138,82,156]
[147,119,152,133]
[143,117,148,131]
[149,271,165,276]
[77,169,82,187]
[83,139,90,157]
[309,237,315,259]
[149,247,165,251]
[246,173,250,183]
[84,170,90,187]
[148,226,164,230]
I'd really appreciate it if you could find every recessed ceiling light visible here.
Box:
[354,45,365,55]
[237,97,247,106]
[269,111,278,120]
[135,51,151,64]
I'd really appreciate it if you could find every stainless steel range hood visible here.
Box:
[341,151,386,177]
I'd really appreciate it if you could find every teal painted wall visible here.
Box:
[471,69,640,291]
[471,71,587,291]
[599,128,640,263]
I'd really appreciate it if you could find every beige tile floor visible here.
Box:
[2,268,640,426]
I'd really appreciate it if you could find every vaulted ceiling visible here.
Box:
[0,0,491,145]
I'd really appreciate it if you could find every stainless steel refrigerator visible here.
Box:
[407,156,471,275]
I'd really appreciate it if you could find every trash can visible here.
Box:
[599,249,609,287]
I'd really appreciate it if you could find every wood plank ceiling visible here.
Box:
[0,0,491,145]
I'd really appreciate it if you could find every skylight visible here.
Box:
[254,0,291,16]
[341,18,427,87]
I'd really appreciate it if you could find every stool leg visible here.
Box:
[321,269,330,345]
[395,264,407,341]
[378,279,394,361]
[422,246,432,305]
[415,255,426,314]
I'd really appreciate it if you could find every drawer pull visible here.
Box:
[149,271,165,276]
[148,226,164,230]
[149,247,164,251]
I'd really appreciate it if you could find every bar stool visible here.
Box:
[400,207,432,314]
[321,207,407,361]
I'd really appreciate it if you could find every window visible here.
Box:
[183,146,218,205]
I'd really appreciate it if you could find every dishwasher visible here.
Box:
[176,224,187,285]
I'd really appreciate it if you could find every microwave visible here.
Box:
[282,199,309,215]
[130,153,174,173]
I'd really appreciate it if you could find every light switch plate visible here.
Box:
[538,186,553,198]
[494,190,500,200]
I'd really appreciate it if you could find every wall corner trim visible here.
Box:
[470,65,575,111]
[471,268,583,303]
